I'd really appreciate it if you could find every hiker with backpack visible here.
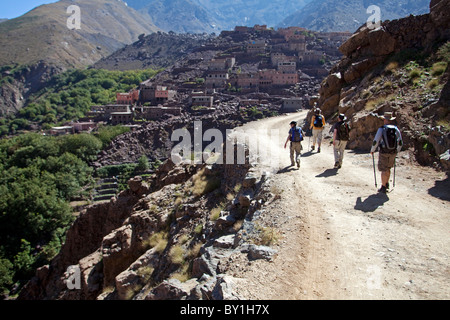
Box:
[284,121,304,168]
[332,114,351,169]
[309,108,326,153]
[370,112,403,193]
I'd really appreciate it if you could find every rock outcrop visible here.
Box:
[18,145,280,300]
[308,0,450,169]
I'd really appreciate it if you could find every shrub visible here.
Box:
[136,155,150,172]
[408,68,421,80]
[169,245,185,265]
[143,231,168,253]
[431,62,447,77]
[95,125,130,148]
[426,78,440,90]
[190,168,221,197]
[254,224,281,246]
[384,61,399,74]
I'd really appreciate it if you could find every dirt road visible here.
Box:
[230,111,449,300]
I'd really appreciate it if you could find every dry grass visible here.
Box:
[384,61,399,74]
[143,231,168,253]
[254,224,281,246]
[431,61,448,77]
[187,242,203,259]
[169,245,185,265]
[436,119,450,131]
[190,168,221,197]
[171,264,190,282]
[210,202,225,221]
[427,78,440,90]
[136,266,154,282]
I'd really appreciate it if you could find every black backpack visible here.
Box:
[338,121,351,141]
[314,115,323,128]
[291,127,304,142]
[381,125,397,153]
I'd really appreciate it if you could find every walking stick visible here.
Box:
[372,153,377,188]
[393,157,396,188]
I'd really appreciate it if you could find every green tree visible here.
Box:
[136,155,150,172]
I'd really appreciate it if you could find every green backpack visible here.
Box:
[338,121,351,141]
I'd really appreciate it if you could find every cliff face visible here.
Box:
[308,0,449,169]
[0,62,63,116]
[18,146,279,300]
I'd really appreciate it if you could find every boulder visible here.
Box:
[213,235,235,249]
[212,275,246,300]
[144,278,199,300]
[246,244,277,261]
[368,27,396,56]
[319,72,343,99]
[128,176,149,196]
[339,26,370,57]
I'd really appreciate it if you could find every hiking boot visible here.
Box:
[378,185,387,193]
[318,147,321,153]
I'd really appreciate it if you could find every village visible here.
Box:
[49,25,351,136]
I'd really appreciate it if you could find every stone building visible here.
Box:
[281,98,304,112]
[140,83,176,105]
[205,71,229,89]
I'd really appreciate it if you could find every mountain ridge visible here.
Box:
[0,0,160,68]
[279,0,431,32]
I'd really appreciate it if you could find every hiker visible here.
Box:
[370,112,403,193]
[310,108,325,152]
[284,121,303,168]
[332,113,351,169]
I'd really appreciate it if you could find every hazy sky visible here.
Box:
[0,0,59,19]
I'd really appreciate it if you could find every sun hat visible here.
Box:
[383,112,396,121]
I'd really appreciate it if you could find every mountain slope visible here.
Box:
[279,0,430,32]
[125,0,313,33]
[125,0,216,34]
[0,0,160,68]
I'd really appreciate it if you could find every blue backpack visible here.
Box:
[291,127,303,142]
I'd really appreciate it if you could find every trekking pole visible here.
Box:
[308,129,311,150]
[393,157,396,188]
[372,153,377,188]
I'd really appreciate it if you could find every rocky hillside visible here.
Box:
[18,147,281,300]
[307,0,449,169]
[93,32,214,71]
[279,0,430,32]
[0,0,160,116]
[0,0,159,68]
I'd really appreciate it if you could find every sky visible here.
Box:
[0,0,59,19]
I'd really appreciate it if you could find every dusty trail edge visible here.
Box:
[227,111,449,300]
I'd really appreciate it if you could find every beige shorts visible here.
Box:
[378,152,396,172]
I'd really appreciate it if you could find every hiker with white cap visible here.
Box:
[309,107,326,153]
[370,112,403,193]
[332,113,351,169]
[284,120,304,169]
